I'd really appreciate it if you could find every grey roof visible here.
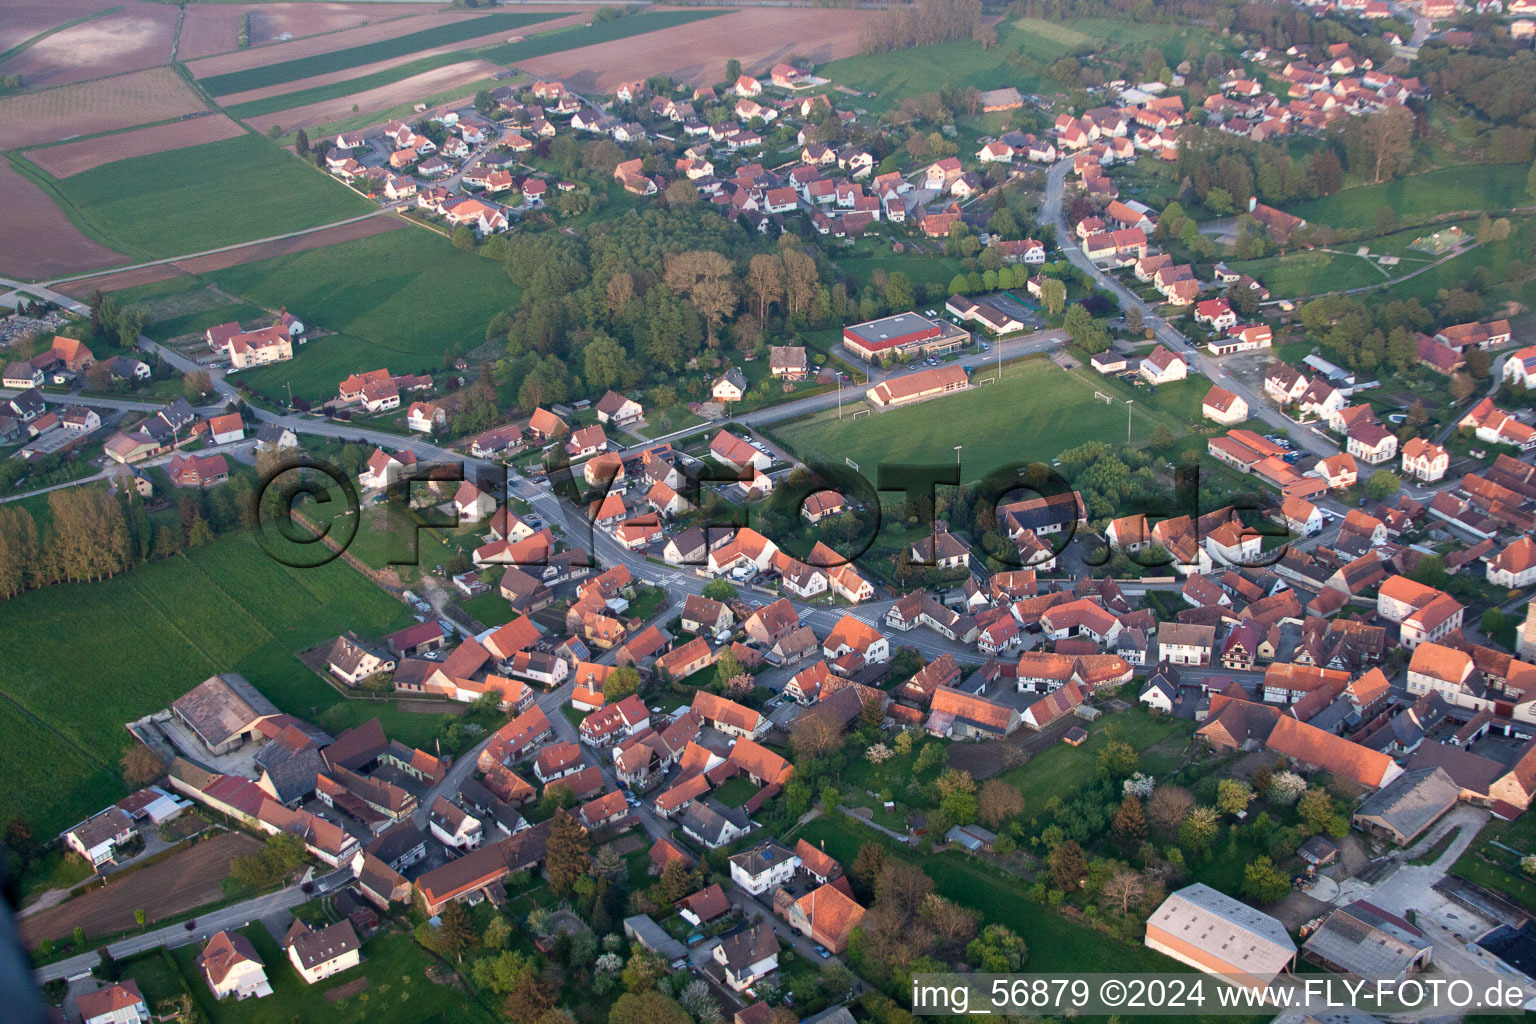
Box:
[364,821,426,869]
[1302,901,1429,976]
[680,799,749,845]
[1352,766,1459,840]
[623,915,686,961]
[65,806,134,849]
[715,922,778,974]
[728,840,794,877]
[257,745,322,804]
[283,918,360,969]
[172,674,278,749]
[1149,883,1295,975]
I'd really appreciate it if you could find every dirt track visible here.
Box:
[516,7,881,90]
[19,831,265,945]
[54,215,410,297]
[186,7,573,81]
[214,11,590,108]
[0,160,123,281]
[243,59,503,134]
[26,114,246,179]
[0,2,179,89]
[178,3,445,62]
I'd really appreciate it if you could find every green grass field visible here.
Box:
[114,228,519,403]
[20,134,373,261]
[1283,163,1528,230]
[169,925,497,1024]
[0,533,414,836]
[1225,249,1389,299]
[821,19,1212,114]
[836,254,968,291]
[992,710,1193,816]
[773,356,1210,485]
[197,11,557,96]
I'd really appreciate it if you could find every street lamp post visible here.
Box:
[954,444,962,468]
[1126,399,1134,443]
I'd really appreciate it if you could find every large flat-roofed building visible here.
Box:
[841,312,969,363]
[1144,883,1296,986]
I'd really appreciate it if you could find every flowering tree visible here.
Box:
[1268,771,1308,807]
[1123,772,1156,798]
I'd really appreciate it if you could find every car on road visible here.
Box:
[184,919,197,931]
[813,944,831,959]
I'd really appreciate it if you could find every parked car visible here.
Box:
[813,944,831,959]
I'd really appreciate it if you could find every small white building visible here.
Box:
[284,919,361,984]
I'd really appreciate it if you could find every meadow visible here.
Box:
[196,11,556,96]
[820,18,1213,114]
[1225,249,1389,299]
[0,533,415,836]
[170,925,498,1024]
[22,133,373,260]
[115,229,519,403]
[772,356,1210,486]
[1283,163,1528,230]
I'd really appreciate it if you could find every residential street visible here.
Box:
[31,865,352,985]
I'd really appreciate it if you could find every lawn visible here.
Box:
[106,275,268,343]
[820,18,1205,114]
[171,925,497,1024]
[1384,215,1536,305]
[196,12,558,96]
[459,590,513,628]
[1225,249,1389,299]
[713,776,759,808]
[0,532,413,836]
[18,134,373,261]
[224,10,725,120]
[131,228,520,404]
[1283,163,1529,230]
[771,356,1210,487]
[836,254,968,291]
[1449,814,1536,912]
[992,709,1194,817]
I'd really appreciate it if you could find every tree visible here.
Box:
[1039,277,1067,317]
[1124,305,1144,333]
[1177,805,1220,856]
[713,647,742,691]
[978,779,1024,827]
[484,914,513,950]
[437,902,477,962]
[182,369,211,401]
[503,966,557,1024]
[545,812,590,897]
[1113,796,1148,847]
[1149,423,1174,451]
[1102,870,1146,915]
[120,744,165,787]
[134,909,146,929]
[1297,787,1336,834]
[725,59,742,83]
[745,253,786,325]
[966,923,1028,971]
[701,579,736,603]
[295,128,310,156]
[1269,770,1307,806]
[1347,107,1413,184]
[678,979,721,1024]
[1241,856,1290,904]
[604,666,642,702]
[452,225,476,251]
[1097,740,1138,781]
[1364,470,1401,503]
[1049,839,1087,889]
[790,709,842,761]
[0,505,40,598]
[1450,372,1476,403]
[664,251,737,349]
[1147,785,1194,837]
[1215,779,1253,817]
[610,990,691,1024]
